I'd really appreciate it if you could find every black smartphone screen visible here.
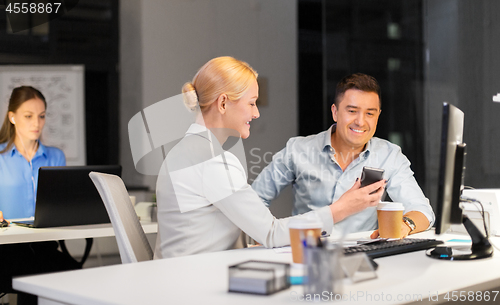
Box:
[360,166,385,189]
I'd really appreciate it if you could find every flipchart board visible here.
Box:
[0,65,86,165]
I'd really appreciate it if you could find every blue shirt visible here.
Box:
[251,125,435,235]
[0,142,66,219]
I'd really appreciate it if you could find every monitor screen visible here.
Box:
[435,102,466,234]
[428,103,493,260]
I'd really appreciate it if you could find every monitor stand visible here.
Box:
[427,215,494,260]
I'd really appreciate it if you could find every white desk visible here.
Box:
[0,221,157,245]
[13,231,500,305]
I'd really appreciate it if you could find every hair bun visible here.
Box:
[182,82,198,112]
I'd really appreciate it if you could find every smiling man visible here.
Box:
[252,73,434,237]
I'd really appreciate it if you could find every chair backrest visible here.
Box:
[89,172,153,263]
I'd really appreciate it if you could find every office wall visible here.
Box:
[120,0,144,188]
[120,0,298,217]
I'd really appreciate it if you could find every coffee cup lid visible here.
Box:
[288,214,323,229]
[377,201,404,211]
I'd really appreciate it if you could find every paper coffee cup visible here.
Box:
[288,217,323,264]
[377,202,404,238]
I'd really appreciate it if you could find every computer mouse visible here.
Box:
[1,219,9,228]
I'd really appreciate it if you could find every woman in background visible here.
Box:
[0,86,65,220]
[0,86,78,305]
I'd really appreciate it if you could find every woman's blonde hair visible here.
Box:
[182,56,258,112]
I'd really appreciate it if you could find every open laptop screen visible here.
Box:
[15,165,122,228]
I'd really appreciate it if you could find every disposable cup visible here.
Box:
[288,217,323,264]
[377,202,404,238]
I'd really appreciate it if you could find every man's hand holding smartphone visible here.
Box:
[360,166,386,195]
[330,169,387,223]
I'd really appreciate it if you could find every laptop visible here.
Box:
[13,165,122,228]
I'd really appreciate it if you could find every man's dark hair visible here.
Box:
[334,73,381,108]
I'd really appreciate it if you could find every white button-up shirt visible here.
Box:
[154,124,334,259]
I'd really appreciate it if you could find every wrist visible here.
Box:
[330,203,346,223]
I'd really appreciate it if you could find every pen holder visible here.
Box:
[303,244,343,297]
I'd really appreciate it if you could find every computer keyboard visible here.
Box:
[343,238,444,259]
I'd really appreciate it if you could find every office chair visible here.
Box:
[89,172,153,263]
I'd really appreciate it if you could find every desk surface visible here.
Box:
[13,230,500,305]
[0,221,157,245]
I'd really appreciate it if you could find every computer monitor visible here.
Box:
[434,102,465,234]
[427,102,493,260]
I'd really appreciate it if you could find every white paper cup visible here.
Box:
[377,202,404,238]
[288,217,323,264]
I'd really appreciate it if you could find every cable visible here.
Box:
[460,196,489,238]
[460,193,500,252]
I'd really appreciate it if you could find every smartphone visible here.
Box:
[360,166,385,195]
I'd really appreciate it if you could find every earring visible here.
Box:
[11,118,15,124]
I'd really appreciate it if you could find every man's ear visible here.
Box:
[331,104,338,122]
[217,94,228,114]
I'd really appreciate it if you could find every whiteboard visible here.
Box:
[0,65,86,165]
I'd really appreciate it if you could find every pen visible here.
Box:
[306,230,317,248]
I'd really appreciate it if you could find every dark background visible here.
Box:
[298,0,425,185]
[0,0,119,166]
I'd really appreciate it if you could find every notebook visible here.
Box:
[13,165,122,228]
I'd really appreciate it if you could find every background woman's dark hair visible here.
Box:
[0,86,46,154]
[334,73,382,108]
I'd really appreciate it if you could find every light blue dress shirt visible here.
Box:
[251,125,435,235]
[0,142,66,219]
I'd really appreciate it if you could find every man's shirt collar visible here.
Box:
[324,124,372,159]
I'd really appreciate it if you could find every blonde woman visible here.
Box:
[154,57,386,259]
